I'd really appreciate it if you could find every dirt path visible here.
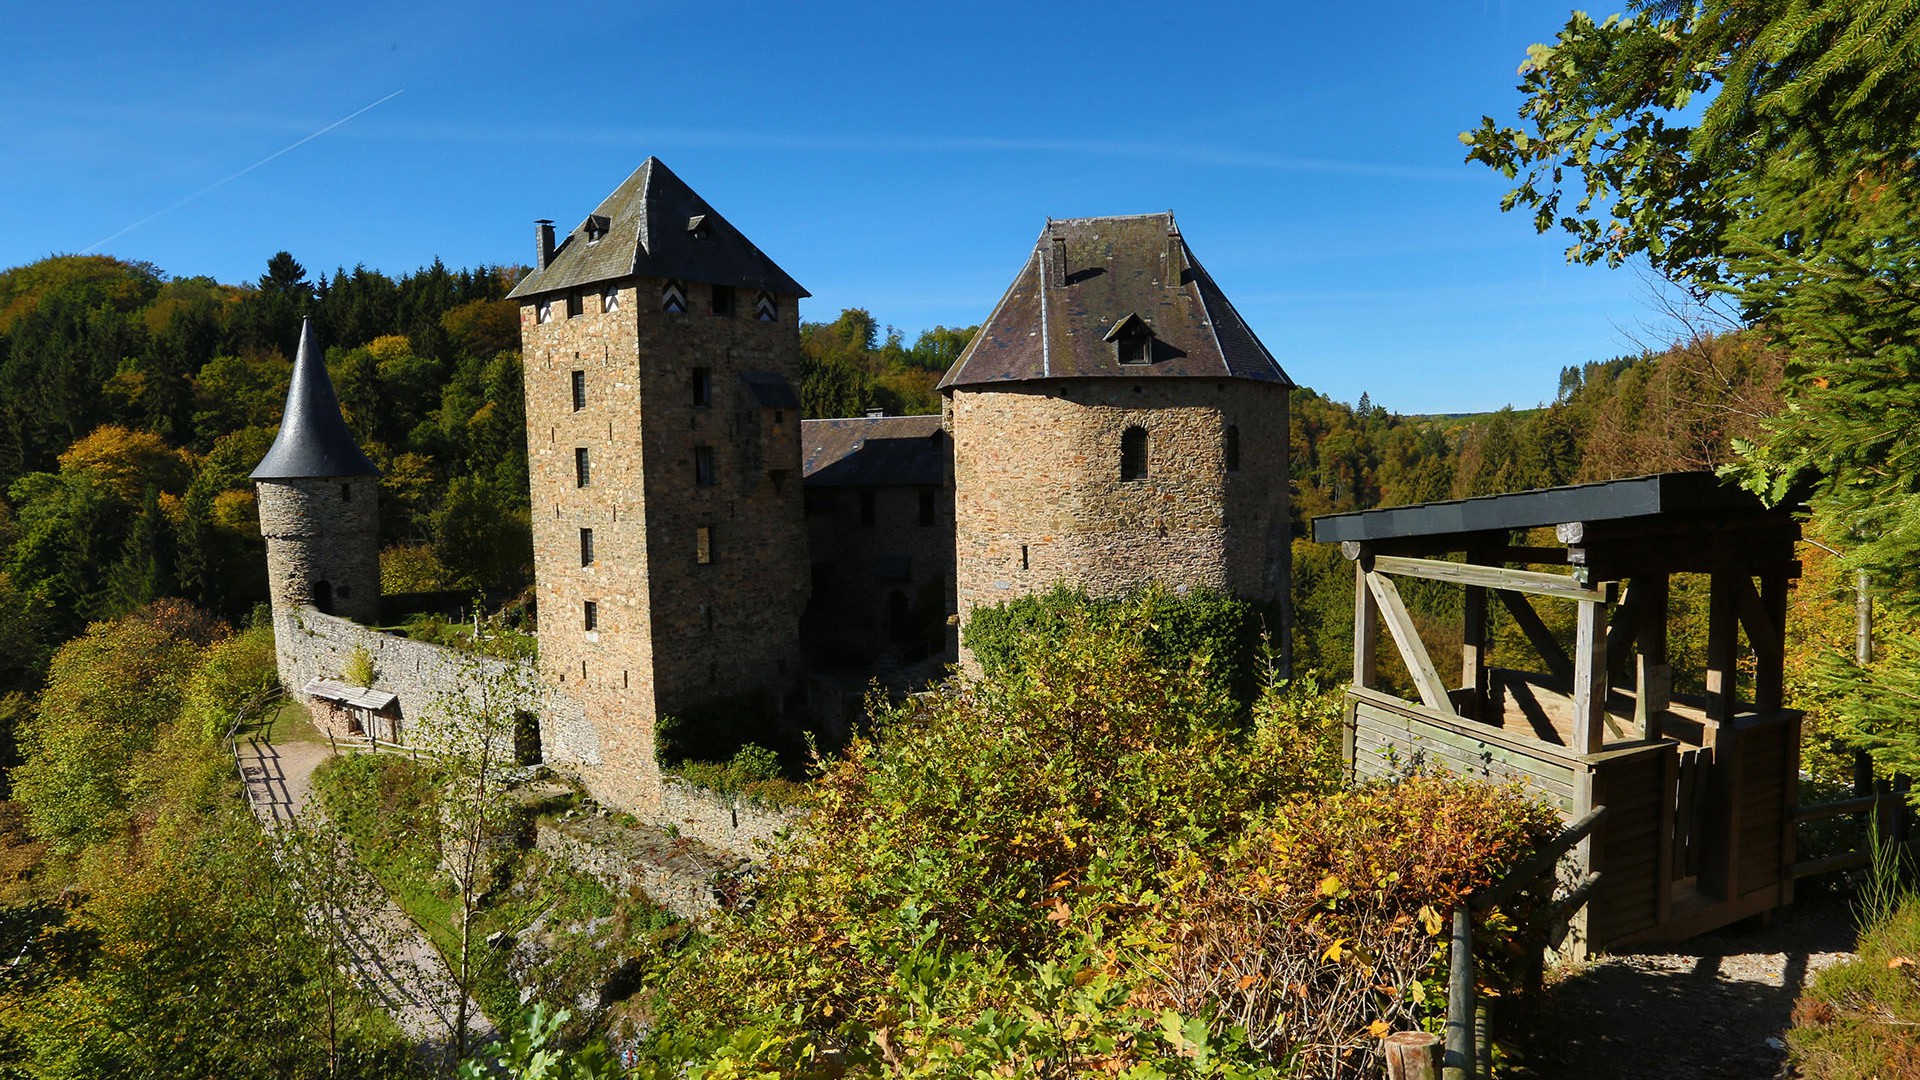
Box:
[1510,900,1857,1079]
[236,736,494,1063]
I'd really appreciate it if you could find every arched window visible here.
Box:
[1120,426,1149,481]
[1224,424,1241,472]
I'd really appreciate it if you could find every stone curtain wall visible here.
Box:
[949,378,1291,665]
[658,777,804,861]
[269,607,598,766]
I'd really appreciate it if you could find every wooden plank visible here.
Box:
[1497,590,1575,686]
[1706,570,1740,724]
[1462,580,1487,720]
[1365,570,1454,713]
[1635,574,1671,738]
[1372,554,1610,603]
[1573,599,1608,755]
[1605,582,1642,671]
[1354,561,1378,690]
[1758,573,1790,714]
[1351,691,1584,770]
[1353,717,1578,800]
[1733,575,1785,703]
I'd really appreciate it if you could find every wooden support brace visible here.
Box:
[1372,554,1608,603]
[1354,561,1379,690]
[1366,571,1454,714]
[1497,590,1575,687]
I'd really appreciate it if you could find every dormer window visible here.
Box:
[687,214,710,240]
[1104,312,1154,366]
[583,215,610,243]
[662,279,687,313]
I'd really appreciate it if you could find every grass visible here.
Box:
[1790,892,1920,1078]
[311,752,677,1038]
[257,699,325,744]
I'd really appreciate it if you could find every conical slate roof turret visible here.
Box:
[251,319,380,479]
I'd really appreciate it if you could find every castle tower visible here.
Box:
[509,159,811,814]
[252,317,382,624]
[938,214,1293,665]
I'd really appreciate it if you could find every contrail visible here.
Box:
[82,89,405,254]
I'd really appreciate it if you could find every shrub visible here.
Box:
[341,644,376,688]
[1790,894,1920,1078]
[963,583,1272,710]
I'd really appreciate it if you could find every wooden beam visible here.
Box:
[1705,571,1740,724]
[1605,583,1641,669]
[1754,573,1790,713]
[1462,583,1487,721]
[1354,561,1378,690]
[1365,570,1454,714]
[1497,590,1575,687]
[1732,574,1784,680]
[1572,599,1608,755]
[1634,574,1670,738]
[1372,554,1609,603]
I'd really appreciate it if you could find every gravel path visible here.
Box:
[1509,900,1857,1079]
[236,736,494,1063]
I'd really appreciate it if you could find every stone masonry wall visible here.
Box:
[521,277,809,817]
[257,476,381,623]
[950,379,1289,663]
[801,482,956,665]
[269,607,596,763]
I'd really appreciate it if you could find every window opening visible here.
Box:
[859,489,876,526]
[696,526,713,564]
[710,284,735,316]
[566,291,583,318]
[580,527,595,567]
[571,370,586,411]
[1020,545,1029,570]
[694,445,716,486]
[583,600,598,631]
[1225,424,1241,472]
[691,366,712,407]
[1120,426,1149,481]
[341,483,352,502]
[919,490,936,526]
[575,447,590,487]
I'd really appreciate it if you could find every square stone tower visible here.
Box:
[509,159,811,814]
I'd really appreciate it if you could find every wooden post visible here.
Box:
[1461,577,1487,721]
[1354,559,1378,690]
[1755,572,1789,713]
[1705,570,1739,727]
[1383,1031,1444,1080]
[1634,573,1669,740]
[1443,905,1474,1080]
[1572,597,1608,756]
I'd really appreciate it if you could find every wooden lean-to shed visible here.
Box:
[1312,473,1804,950]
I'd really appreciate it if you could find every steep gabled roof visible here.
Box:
[937,213,1290,390]
[507,158,808,300]
[802,415,945,487]
[251,319,379,480]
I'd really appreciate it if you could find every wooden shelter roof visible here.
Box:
[1312,473,1790,547]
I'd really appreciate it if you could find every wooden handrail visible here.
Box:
[1794,792,1896,824]
[1474,805,1608,911]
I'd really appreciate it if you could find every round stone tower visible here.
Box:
[251,318,382,623]
[939,214,1294,665]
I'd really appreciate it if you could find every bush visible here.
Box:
[626,617,1552,1078]
[963,583,1272,710]
[1790,892,1920,1078]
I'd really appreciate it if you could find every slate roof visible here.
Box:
[740,371,801,410]
[507,158,808,300]
[1311,472,1796,545]
[251,319,380,480]
[937,213,1291,390]
[303,677,398,712]
[802,415,945,487]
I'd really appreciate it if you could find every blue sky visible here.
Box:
[0,1,1679,414]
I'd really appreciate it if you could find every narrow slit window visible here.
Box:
[1020,544,1030,570]
[566,291,583,319]
[1120,426,1149,481]
[580,527,595,567]
[710,284,735,316]
[859,489,876,526]
[575,446,590,487]
[1224,424,1240,472]
[583,600,598,631]
[691,366,712,407]
[695,526,713,565]
[918,489,936,526]
[694,445,716,486]
[570,370,586,411]
[341,483,352,502]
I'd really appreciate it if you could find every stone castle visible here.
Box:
[253,158,1294,818]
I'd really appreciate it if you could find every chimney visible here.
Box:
[1050,232,1067,288]
[535,220,556,271]
[1166,222,1182,287]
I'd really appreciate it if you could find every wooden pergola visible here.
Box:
[1313,473,1804,950]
